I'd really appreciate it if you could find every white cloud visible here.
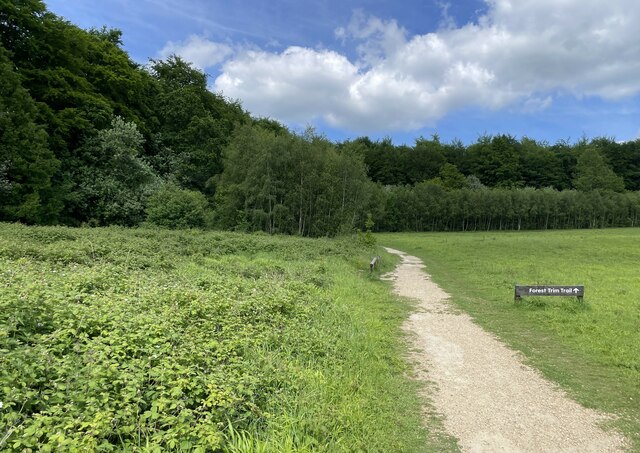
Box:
[212,0,640,132]
[215,47,358,124]
[159,35,233,70]
[436,2,457,30]
[335,9,407,67]
[520,96,553,113]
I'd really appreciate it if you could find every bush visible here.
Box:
[146,184,210,229]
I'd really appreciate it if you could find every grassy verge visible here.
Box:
[378,229,640,451]
[0,224,447,451]
[227,247,458,452]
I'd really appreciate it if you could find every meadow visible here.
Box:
[0,223,459,452]
[379,229,640,450]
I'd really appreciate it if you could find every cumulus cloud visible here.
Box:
[159,35,233,70]
[335,9,407,67]
[212,0,640,132]
[216,47,358,123]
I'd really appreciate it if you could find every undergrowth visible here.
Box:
[0,224,440,451]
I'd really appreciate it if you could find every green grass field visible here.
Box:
[0,223,460,452]
[379,229,640,451]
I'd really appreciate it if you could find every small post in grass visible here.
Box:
[370,256,380,272]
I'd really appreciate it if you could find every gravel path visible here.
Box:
[383,247,628,453]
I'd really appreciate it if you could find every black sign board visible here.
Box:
[515,285,584,301]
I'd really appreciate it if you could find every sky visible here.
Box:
[45,0,640,145]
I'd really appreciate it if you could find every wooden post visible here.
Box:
[370,256,380,272]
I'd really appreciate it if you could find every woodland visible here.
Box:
[3,0,640,235]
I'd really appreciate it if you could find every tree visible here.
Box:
[409,135,446,183]
[573,148,625,192]
[439,163,467,190]
[148,56,249,195]
[443,139,470,174]
[594,137,640,190]
[519,137,566,189]
[360,137,406,185]
[0,46,60,222]
[216,125,369,236]
[215,124,293,233]
[468,134,523,188]
[466,175,487,191]
[0,0,48,64]
[548,139,578,190]
[68,116,157,225]
[2,1,161,223]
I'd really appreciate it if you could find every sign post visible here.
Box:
[514,285,584,302]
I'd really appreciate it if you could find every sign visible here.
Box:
[515,285,584,300]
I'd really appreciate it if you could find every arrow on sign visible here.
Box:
[573,288,579,293]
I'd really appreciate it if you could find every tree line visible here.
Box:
[375,185,640,232]
[2,1,640,235]
[354,134,638,191]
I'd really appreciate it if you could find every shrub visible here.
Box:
[146,184,209,229]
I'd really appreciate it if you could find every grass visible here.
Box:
[0,223,455,451]
[225,253,458,452]
[378,229,640,451]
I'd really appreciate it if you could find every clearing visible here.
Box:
[384,247,628,452]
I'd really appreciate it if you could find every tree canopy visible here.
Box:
[0,45,59,223]
[2,0,640,235]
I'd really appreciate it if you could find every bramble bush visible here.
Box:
[0,226,335,450]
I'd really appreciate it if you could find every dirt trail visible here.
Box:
[383,247,627,453]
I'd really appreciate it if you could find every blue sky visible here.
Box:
[45,0,640,145]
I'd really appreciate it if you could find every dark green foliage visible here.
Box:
[411,135,447,182]
[0,0,156,151]
[148,56,249,195]
[0,0,47,64]
[358,134,640,193]
[359,137,409,185]
[0,46,60,222]
[595,137,640,191]
[468,134,523,188]
[573,147,625,192]
[1,0,159,223]
[0,2,247,226]
[146,183,210,229]
[66,116,157,226]
[438,163,467,190]
[519,137,568,189]
[375,186,640,232]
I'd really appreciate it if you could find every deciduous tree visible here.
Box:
[0,47,59,222]
[573,148,625,192]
